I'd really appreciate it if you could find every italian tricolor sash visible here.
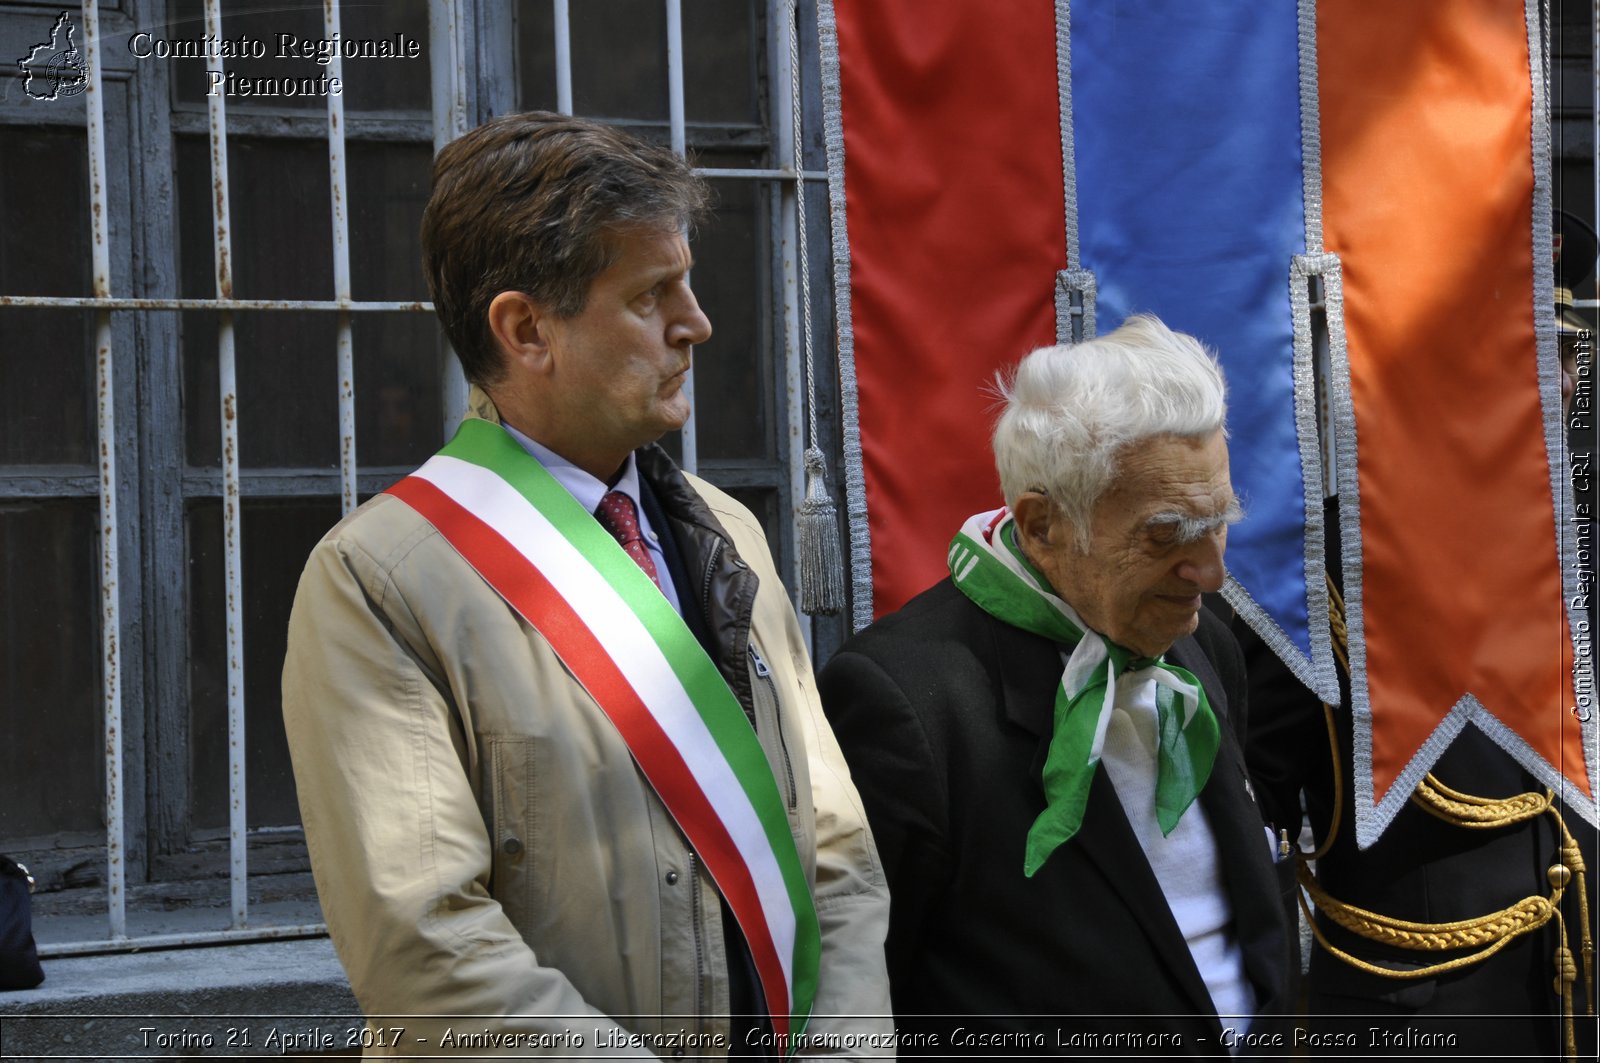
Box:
[385,419,819,1045]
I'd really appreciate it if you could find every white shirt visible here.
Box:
[502,424,683,615]
[1093,665,1257,1036]
[1040,599,1257,1035]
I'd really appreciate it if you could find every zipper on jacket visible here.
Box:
[698,539,723,624]
[749,643,796,810]
[702,538,759,730]
[688,851,704,1022]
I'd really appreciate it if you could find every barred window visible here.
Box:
[0,0,843,954]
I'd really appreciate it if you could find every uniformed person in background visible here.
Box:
[1226,208,1598,1061]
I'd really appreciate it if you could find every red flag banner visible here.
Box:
[823,0,1064,626]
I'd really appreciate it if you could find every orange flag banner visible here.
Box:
[1316,0,1592,838]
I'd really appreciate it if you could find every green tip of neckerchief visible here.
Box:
[1152,674,1221,836]
[1023,682,1102,876]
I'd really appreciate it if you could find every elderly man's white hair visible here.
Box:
[993,313,1228,551]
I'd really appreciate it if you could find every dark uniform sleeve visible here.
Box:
[1203,594,1333,840]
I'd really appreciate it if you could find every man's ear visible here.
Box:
[1011,491,1073,587]
[1011,491,1057,550]
[486,291,555,376]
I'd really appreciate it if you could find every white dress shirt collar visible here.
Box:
[498,423,681,614]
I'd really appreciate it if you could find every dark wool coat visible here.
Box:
[820,579,1299,1056]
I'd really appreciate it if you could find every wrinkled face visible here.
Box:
[1028,432,1237,657]
[542,225,712,465]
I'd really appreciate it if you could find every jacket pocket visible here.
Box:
[481,733,542,944]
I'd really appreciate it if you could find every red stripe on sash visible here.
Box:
[386,475,795,1031]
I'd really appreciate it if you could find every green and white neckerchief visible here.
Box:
[949,508,1221,877]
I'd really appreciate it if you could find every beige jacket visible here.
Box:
[282,399,892,1058]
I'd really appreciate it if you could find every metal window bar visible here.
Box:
[201,0,249,933]
[554,0,574,115]
[326,0,358,517]
[429,0,470,433]
[15,0,832,956]
[428,0,470,146]
[0,297,430,310]
[83,0,126,945]
[664,0,698,474]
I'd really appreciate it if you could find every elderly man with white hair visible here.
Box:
[819,314,1299,1052]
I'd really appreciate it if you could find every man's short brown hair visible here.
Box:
[420,111,710,387]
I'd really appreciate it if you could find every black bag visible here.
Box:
[0,854,44,990]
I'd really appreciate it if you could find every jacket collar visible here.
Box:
[465,382,501,424]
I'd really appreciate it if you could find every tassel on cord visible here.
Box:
[798,445,845,615]
[786,0,845,616]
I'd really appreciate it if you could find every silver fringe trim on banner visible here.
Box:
[1221,252,1342,708]
[816,0,874,633]
[1297,0,1326,258]
[1524,0,1598,827]
[1316,245,1385,849]
[1055,0,1082,275]
[1053,2,1098,346]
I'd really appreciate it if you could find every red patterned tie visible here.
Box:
[595,491,662,591]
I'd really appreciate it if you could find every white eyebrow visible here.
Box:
[1146,498,1244,544]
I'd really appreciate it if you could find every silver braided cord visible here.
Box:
[787,0,845,615]
[790,0,819,454]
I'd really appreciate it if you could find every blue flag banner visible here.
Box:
[1066,0,1338,702]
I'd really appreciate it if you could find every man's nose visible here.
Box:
[670,286,713,347]
[1176,532,1227,594]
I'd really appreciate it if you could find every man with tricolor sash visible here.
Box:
[819,317,1298,1051]
[282,112,891,1057]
